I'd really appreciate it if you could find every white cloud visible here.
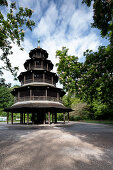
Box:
[1,0,102,87]
[0,41,29,86]
[33,1,58,37]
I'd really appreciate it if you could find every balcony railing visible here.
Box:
[23,78,56,86]
[27,64,51,71]
[14,96,62,103]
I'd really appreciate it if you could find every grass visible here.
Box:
[81,120,113,125]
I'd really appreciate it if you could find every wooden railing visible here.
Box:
[23,78,56,86]
[14,96,62,103]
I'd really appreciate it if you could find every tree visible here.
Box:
[56,46,113,119]
[0,83,14,116]
[56,1,113,119]
[56,47,82,93]
[0,1,35,78]
[82,0,113,45]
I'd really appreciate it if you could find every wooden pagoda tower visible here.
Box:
[5,45,72,124]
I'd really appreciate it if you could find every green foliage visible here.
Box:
[56,1,113,120]
[56,47,82,93]
[79,46,113,106]
[0,1,35,78]
[56,46,113,119]
[0,83,14,116]
[82,0,113,45]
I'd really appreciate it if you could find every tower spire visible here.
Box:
[37,40,40,48]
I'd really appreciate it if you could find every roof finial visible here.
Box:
[37,40,40,48]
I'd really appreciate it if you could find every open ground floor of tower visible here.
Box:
[6,112,70,125]
[0,122,113,170]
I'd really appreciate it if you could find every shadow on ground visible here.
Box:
[0,122,113,170]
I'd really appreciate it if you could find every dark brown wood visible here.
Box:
[7,112,9,124]
[27,113,29,125]
[24,113,25,124]
[52,113,54,123]
[55,113,57,123]
[22,113,23,124]
[20,113,23,124]
[43,113,46,124]
[24,75,25,84]
[32,73,34,82]
[4,47,73,125]
[48,112,50,125]
[11,112,13,124]
[32,113,35,124]
[68,112,69,123]
[64,113,65,124]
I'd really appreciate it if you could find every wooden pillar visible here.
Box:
[24,75,26,84]
[21,113,23,124]
[41,61,43,68]
[24,113,25,124]
[29,63,30,70]
[43,113,46,124]
[48,112,50,125]
[57,93,59,101]
[27,113,29,125]
[68,112,69,123]
[43,73,45,82]
[52,113,54,123]
[11,112,13,125]
[18,92,20,102]
[45,113,46,124]
[20,113,22,124]
[35,61,36,68]
[46,89,47,100]
[32,113,35,124]
[32,73,34,82]
[55,113,57,123]
[30,89,32,100]
[64,113,65,124]
[6,112,8,124]
[52,76,53,85]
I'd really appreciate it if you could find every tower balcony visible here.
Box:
[14,96,62,104]
[21,77,56,86]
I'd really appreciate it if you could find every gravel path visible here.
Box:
[0,122,113,170]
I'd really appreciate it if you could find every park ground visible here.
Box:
[0,122,113,170]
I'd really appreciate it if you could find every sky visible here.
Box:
[0,0,109,87]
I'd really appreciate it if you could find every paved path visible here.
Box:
[0,122,113,170]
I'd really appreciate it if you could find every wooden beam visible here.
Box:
[7,112,9,124]
[27,113,29,125]
[64,113,65,124]
[48,112,50,125]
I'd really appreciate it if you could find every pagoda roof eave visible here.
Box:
[18,70,58,79]
[4,102,73,113]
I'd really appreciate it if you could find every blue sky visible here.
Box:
[1,0,109,86]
